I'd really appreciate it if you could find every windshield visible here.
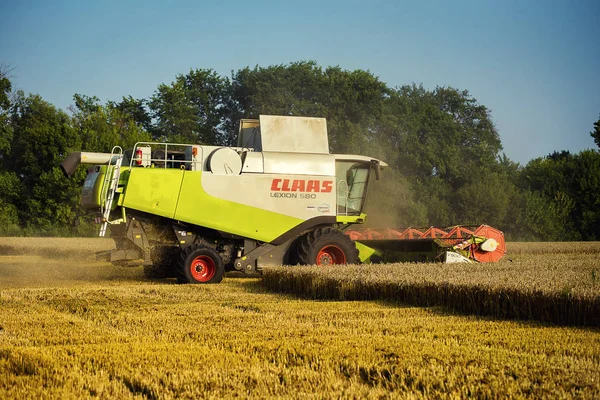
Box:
[336,161,371,215]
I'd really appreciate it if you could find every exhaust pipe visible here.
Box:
[61,152,115,178]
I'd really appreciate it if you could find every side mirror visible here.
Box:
[346,169,354,187]
[370,160,381,180]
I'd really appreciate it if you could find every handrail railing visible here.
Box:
[129,142,204,170]
[337,180,349,216]
[99,146,123,237]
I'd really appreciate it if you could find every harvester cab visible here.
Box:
[61,115,505,284]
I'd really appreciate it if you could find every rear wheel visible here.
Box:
[296,227,359,266]
[179,245,224,284]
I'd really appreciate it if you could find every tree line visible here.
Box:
[0,61,599,240]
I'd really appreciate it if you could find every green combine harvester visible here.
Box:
[61,115,505,283]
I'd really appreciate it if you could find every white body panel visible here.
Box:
[241,152,264,173]
[238,115,329,154]
[259,115,329,153]
[445,251,473,263]
[201,173,337,220]
[263,152,335,176]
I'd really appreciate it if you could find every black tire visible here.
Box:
[296,227,359,266]
[179,244,224,284]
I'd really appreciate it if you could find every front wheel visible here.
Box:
[296,227,359,266]
[179,245,224,284]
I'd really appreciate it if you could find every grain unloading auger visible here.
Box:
[61,115,506,284]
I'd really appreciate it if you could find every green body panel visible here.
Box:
[337,213,367,224]
[122,168,185,219]
[356,239,442,263]
[354,242,380,263]
[89,158,376,244]
[82,166,129,209]
[81,169,104,209]
[174,172,304,242]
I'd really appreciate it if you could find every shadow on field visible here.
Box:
[259,269,600,329]
[228,277,271,294]
[254,279,600,331]
[421,304,600,333]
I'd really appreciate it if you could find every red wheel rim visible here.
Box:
[190,255,216,282]
[316,245,346,265]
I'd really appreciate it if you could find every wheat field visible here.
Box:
[263,242,600,327]
[1,238,599,398]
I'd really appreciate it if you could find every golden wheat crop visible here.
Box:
[2,280,600,398]
[262,245,600,327]
[0,237,115,258]
[1,239,599,398]
[507,241,600,256]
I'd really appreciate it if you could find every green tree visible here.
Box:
[381,85,502,186]
[569,150,600,239]
[0,65,11,110]
[374,84,503,226]
[149,69,229,144]
[515,190,572,241]
[0,65,13,167]
[0,170,21,235]
[518,149,600,241]
[70,94,150,152]
[11,91,80,184]
[8,91,84,233]
[230,61,388,154]
[0,66,21,234]
[109,96,152,132]
[591,114,600,149]
[454,172,517,227]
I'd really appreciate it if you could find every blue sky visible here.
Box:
[1,0,599,164]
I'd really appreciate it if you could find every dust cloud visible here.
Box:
[0,237,143,289]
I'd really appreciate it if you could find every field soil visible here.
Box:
[0,238,599,398]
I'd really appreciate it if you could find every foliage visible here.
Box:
[148,68,229,144]
[230,61,388,154]
[0,66,12,166]
[10,92,79,181]
[1,88,150,235]
[109,95,153,132]
[0,70,10,110]
[519,150,600,240]
[370,84,505,227]
[71,93,151,152]
[0,62,598,240]
[5,92,84,234]
[0,171,21,235]
[382,85,502,184]
[591,114,600,149]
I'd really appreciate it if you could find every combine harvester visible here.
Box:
[61,115,505,284]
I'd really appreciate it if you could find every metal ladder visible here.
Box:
[99,146,123,237]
